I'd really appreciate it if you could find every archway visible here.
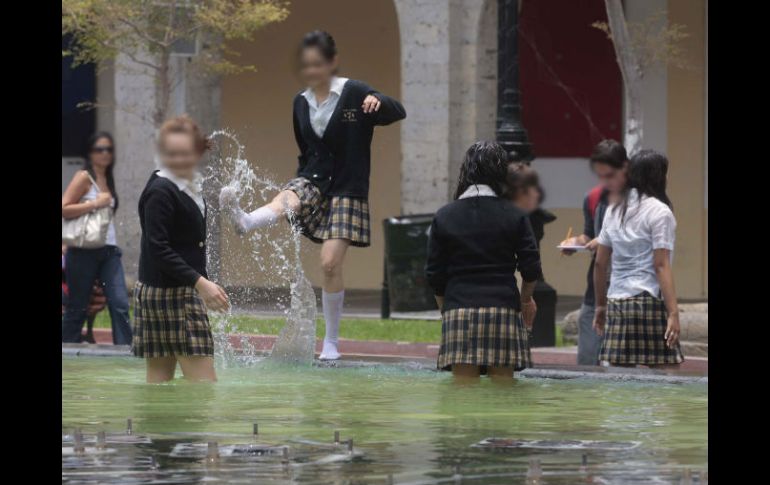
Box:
[220,0,402,291]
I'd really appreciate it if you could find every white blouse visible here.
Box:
[82,183,117,246]
[157,169,206,217]
[302,76,349,138]
[597,189,676,299]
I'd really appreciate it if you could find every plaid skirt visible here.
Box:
[282,177,371,247]
[437,307,532,372]
[131,282,214,358]
[599,292,684,365]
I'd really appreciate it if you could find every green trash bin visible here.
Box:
[382,214,438,316]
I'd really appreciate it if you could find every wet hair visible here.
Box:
[84,131,118,212]
[617,149,673,222]
[505,162,540,200]
[300,30,337,61]
[453,141,508,199]
[590,139,628,169]
[158,114,212,154]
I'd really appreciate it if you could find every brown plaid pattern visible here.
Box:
[437,307,532,371]
[599,292,684,365]
[282,177,371,247]
[131,282,214,358]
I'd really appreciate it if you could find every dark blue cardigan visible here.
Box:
[293,79,406,198]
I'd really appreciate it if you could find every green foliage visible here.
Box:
[62,0,290,125]
[62,0,289,71]
[92,312,570,347]
[592,10,692,74]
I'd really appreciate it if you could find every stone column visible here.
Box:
[107,52,221,284]
[111,53,158,283]
[394,0,452,214]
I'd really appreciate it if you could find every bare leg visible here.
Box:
[221,188,300,233]
[177,356,218,382]
[146,357,177,383]
[320,239,350,293]
[319,239,350,360]
[452,364,481,381]
[267,190,301,217]
[488,366,515,383]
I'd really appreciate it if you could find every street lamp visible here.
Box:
[495,0,533,163]
[496,0,557,347]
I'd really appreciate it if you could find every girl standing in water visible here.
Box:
[426,142,541,380]
[593,149,683,368]
[220,30,406,360]
[133,115,230,383]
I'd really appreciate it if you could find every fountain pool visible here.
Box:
[62,355,707,484]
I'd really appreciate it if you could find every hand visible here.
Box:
[559,236,580,256]
[665,311,680,349]
[94,192,113,208]
[219,186,239,209]
[195,277,230,313]
[585,238,599,253]
[521,298,537,330]
[362,94,381,113]
[592,305,607,336]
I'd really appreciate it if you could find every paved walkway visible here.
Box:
[86,328,707,376]
[230,293,585,322]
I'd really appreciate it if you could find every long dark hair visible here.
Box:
[453,141,508,199]
[617,149,672,222]
[84,131,119,212]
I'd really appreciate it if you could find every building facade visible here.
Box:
[77,0,707,299]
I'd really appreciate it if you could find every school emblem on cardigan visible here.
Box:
[341,108,358,122]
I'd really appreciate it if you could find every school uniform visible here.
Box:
[596,188,684,365]
[426,185,543,371]
[131,170,214,358]
[285,76,406,247]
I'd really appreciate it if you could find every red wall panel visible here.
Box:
[519,0,623,157]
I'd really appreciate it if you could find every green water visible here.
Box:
[62,356,707,484]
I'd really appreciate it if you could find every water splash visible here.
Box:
[204,130,317,366]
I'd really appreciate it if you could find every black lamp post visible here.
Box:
[495,0,533,163]
[496,0,557,347]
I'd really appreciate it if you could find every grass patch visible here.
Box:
[93,310,566,346]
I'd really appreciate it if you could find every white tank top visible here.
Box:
[81,182,117,246]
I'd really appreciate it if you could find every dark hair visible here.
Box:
[617,149,673,222]
[300,30,337,61]
[453,141,508,199]
[506,162,540,200]
[84,131,118,212]
[590,139,628,169]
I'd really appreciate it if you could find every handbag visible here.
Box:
[62,172,113,249]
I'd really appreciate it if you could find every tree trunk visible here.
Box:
[604,0,643,157]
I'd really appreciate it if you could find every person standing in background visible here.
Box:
[220,30,406,361]
[592,149,683,368]
[560,140,628,365]
[62,132,132,345]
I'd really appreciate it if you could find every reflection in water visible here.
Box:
[63,357,707,483]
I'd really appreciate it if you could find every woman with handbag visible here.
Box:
[62,132,132,345]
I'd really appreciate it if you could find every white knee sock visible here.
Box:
[233,206,280,233]
[320,290,344,359]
